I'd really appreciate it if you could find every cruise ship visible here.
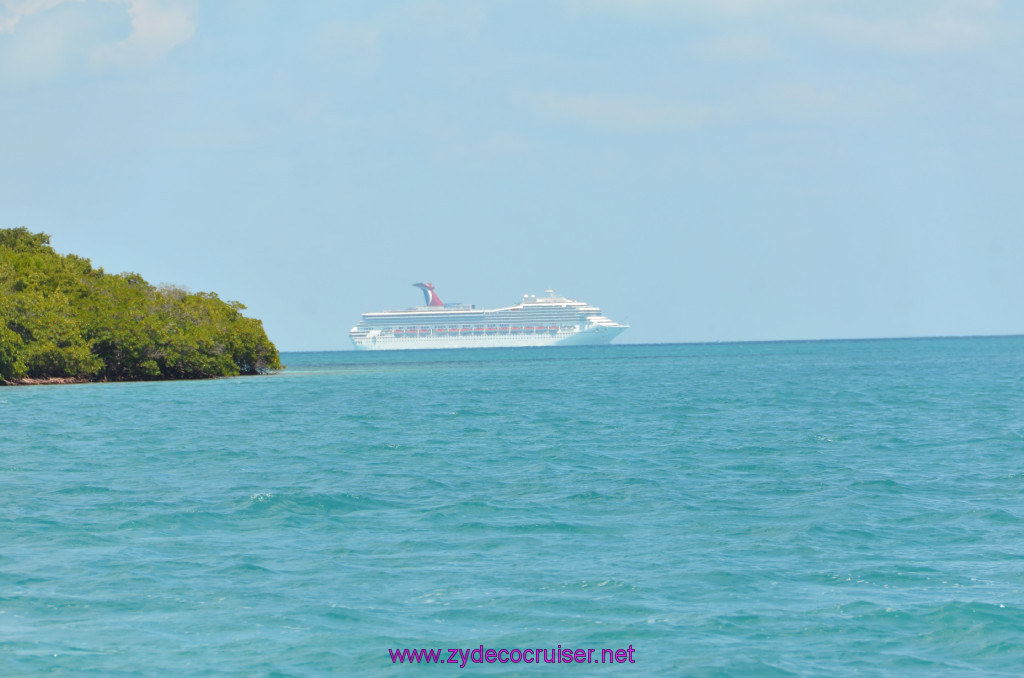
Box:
[349,283,628,350]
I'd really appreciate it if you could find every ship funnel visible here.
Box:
[413,282,444,307]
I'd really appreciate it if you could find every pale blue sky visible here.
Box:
[2,0,1022,350]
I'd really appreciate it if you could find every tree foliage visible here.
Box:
[0,227,281,382]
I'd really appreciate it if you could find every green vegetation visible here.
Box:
[0,227,281,383]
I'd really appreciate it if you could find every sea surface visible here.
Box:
[2,338,1024,676]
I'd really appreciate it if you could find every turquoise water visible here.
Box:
[3,338,1024,676]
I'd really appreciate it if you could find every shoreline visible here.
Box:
[1,377,93,386]
[1,372,279,387]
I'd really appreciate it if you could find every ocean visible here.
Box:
[2,338,1023,676]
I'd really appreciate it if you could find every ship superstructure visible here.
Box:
[349,284,628,350]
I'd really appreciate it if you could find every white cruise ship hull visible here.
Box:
[350,287,628,351]
[351,322,626,351]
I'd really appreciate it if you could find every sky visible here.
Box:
[2,0,1023,350]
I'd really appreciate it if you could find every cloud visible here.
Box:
[565,0,800,18]
[696,33,777,60]
[534,92,717,132]
[757,78,919,123]
[0,2,85,83]
[0,0,79,33]
[311,21,380,73]
[565,0,1004,55]
[91,0,196,67]
[0,0,194,82]
[806,11,994,54]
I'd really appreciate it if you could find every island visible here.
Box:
[1,227,281,384]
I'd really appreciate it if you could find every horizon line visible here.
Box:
[277,333,1024,353]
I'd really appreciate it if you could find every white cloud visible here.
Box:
[764,82,853,117]
[91,0,196,67]
[565,0,800,18]
[0,2,83,82]
[565,0,1005,55]
[311,21,380,73]
[697,33,777,60]
[534,92,717,132]
[388,0,485,38]
[0,0,194,82]
[758,79,918,122]
[0,0,79,33]
[806,11,994,54]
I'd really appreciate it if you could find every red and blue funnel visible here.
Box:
[413,282,444,307]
